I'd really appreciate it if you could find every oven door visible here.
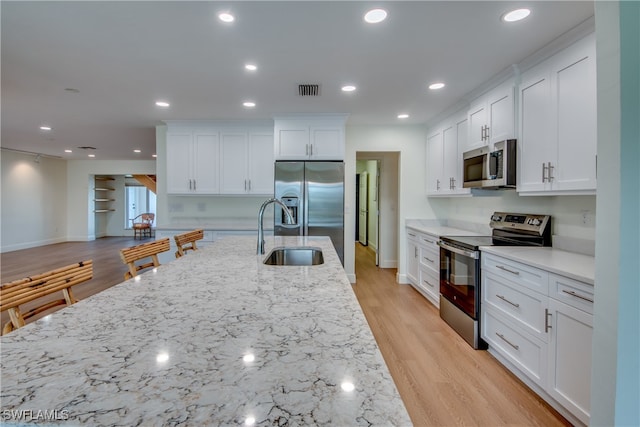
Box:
[438,242,480,319]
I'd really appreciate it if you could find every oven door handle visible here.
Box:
[437,241,479,259]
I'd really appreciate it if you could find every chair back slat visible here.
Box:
[174,229,204,258]
[119,238,170,279]
[1,260,93,334]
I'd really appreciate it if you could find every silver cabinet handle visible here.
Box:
[496,332,519,350]
[414,247,418,258]
[542,163,548,182]
[422,237,435,244]
[436,179,440,190]
[248,180,251,191]
[189,179,192,190]
[422,279,433,288]
[310,144,313,156]
[562,289,594,303]
[545,308,552,333]
[424,257,434,263]
[451,177,456,189]
[408,233,416,238]
[496,265,520,275]
[244,180,247,191]
[496,294,520,308]
[547,162,554,181]
[193,179,196,191]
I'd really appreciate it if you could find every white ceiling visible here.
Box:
[1,1,594,160]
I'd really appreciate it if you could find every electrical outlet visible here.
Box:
[581,210,592,225]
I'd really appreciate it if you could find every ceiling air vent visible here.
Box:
[298,84,320,96]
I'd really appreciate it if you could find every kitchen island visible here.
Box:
[0,236,410,426]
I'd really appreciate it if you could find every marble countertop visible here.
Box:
[406,220,486,238]
[480,246,595,285]
[0,236,410,426]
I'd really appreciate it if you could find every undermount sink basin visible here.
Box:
[263,246,324,266]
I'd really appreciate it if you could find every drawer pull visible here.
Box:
[408,233,416,237]
[496,294,520,308]
[422,279,434,288]
[562,289,594,303]
[496,333,519,350]
[424,257,435,263]
[422,238,435,244]
[497,265,520,276]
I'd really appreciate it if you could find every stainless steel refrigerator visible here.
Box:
[274,161,344,265]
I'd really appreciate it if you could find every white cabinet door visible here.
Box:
[192,133,220,194]
[518,65,554,193]
[547,298,593,425]
[442,122,457,193]
[309,126,344,160]
[454,116,470,194]
[426,129,443,194]
[406,232,419,285]
[488,83,515,145]
[275,126,309,160]
[219,133,248,194]
[248,132,275,194]
[553,34,597,192]
[166,133,194,194]
[467,100,487,150]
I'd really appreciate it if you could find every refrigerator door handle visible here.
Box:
[303,179,309,236]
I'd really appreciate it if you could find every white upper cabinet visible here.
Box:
[518,33,597,195]
[166,132,220,194]
[220,129,274,195]
[165,122,273,196]
[274,115,347,160]
[466,80,515,151]
[426,111,470,196]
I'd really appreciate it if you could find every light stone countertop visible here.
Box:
[0,236,411,426]
[406,221,486,238]
[480,246,595,285]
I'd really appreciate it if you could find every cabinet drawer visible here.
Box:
[419,267,440,307]
[419,246,439,274]
[483,271,547,341]
[482,310,547,388]
[482,253,548,294]
[419,233,438,248]
[406,229,419,242]
[549,273,593,314]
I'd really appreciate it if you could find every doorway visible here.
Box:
[355,152,399,271]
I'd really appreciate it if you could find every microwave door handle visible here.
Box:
[437,241,479,259]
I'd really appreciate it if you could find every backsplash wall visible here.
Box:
[165,195,274,227]
[429,191,597,241]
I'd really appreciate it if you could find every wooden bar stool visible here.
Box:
[174,229,204,258]
[119,238,170,280]
[1,260,93,335]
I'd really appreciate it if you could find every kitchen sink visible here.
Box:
[263,247,324,266]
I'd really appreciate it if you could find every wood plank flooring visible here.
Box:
[1,238,570,426]
[352,243,570,426]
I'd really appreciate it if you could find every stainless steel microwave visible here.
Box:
[462,139,516,189]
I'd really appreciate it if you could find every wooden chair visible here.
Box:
[119,238,170,280]
[174,229,204,258]
[1,260,93,335]
[130,213,155,239]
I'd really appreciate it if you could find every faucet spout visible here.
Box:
[257,198,294,255]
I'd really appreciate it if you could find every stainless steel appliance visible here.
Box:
[463,139,516,189]
[438,212,551,349]
[274,161,344,265]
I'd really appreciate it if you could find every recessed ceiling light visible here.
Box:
[245,64,257,71]
[502,8,531,22]
[39,125,52,131]
[134,149,141,153]
[155,101,170,108]
[243,101,256,108]
[397,114,409,119]
[364,9,387,24]
[152,154,157,158]
[341,85,356,92]
[218,12,235,23]
[88,154,95,158]
[429,82,445,90]
[64,149,72,153]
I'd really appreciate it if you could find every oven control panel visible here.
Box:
[490,212,550,235]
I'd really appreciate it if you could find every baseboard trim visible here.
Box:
[379,260,397,269]
[347,273,356,283]
[397,273,409,284]
[1,237,67,253]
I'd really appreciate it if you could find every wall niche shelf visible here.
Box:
[93,175,116,213]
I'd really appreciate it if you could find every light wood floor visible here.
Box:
[2,238,569,426]
[352,243,570,426]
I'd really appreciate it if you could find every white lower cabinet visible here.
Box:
[481,252,593,426]
[406,228,440,307]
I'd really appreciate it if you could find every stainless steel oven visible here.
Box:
[438,212,551,349]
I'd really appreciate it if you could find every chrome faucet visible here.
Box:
[257,198,294,254]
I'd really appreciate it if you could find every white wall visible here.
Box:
[66,160,155,241]
[345,124,436,282]
[1,150,68,252]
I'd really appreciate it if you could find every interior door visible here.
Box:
[358,172,368,245]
